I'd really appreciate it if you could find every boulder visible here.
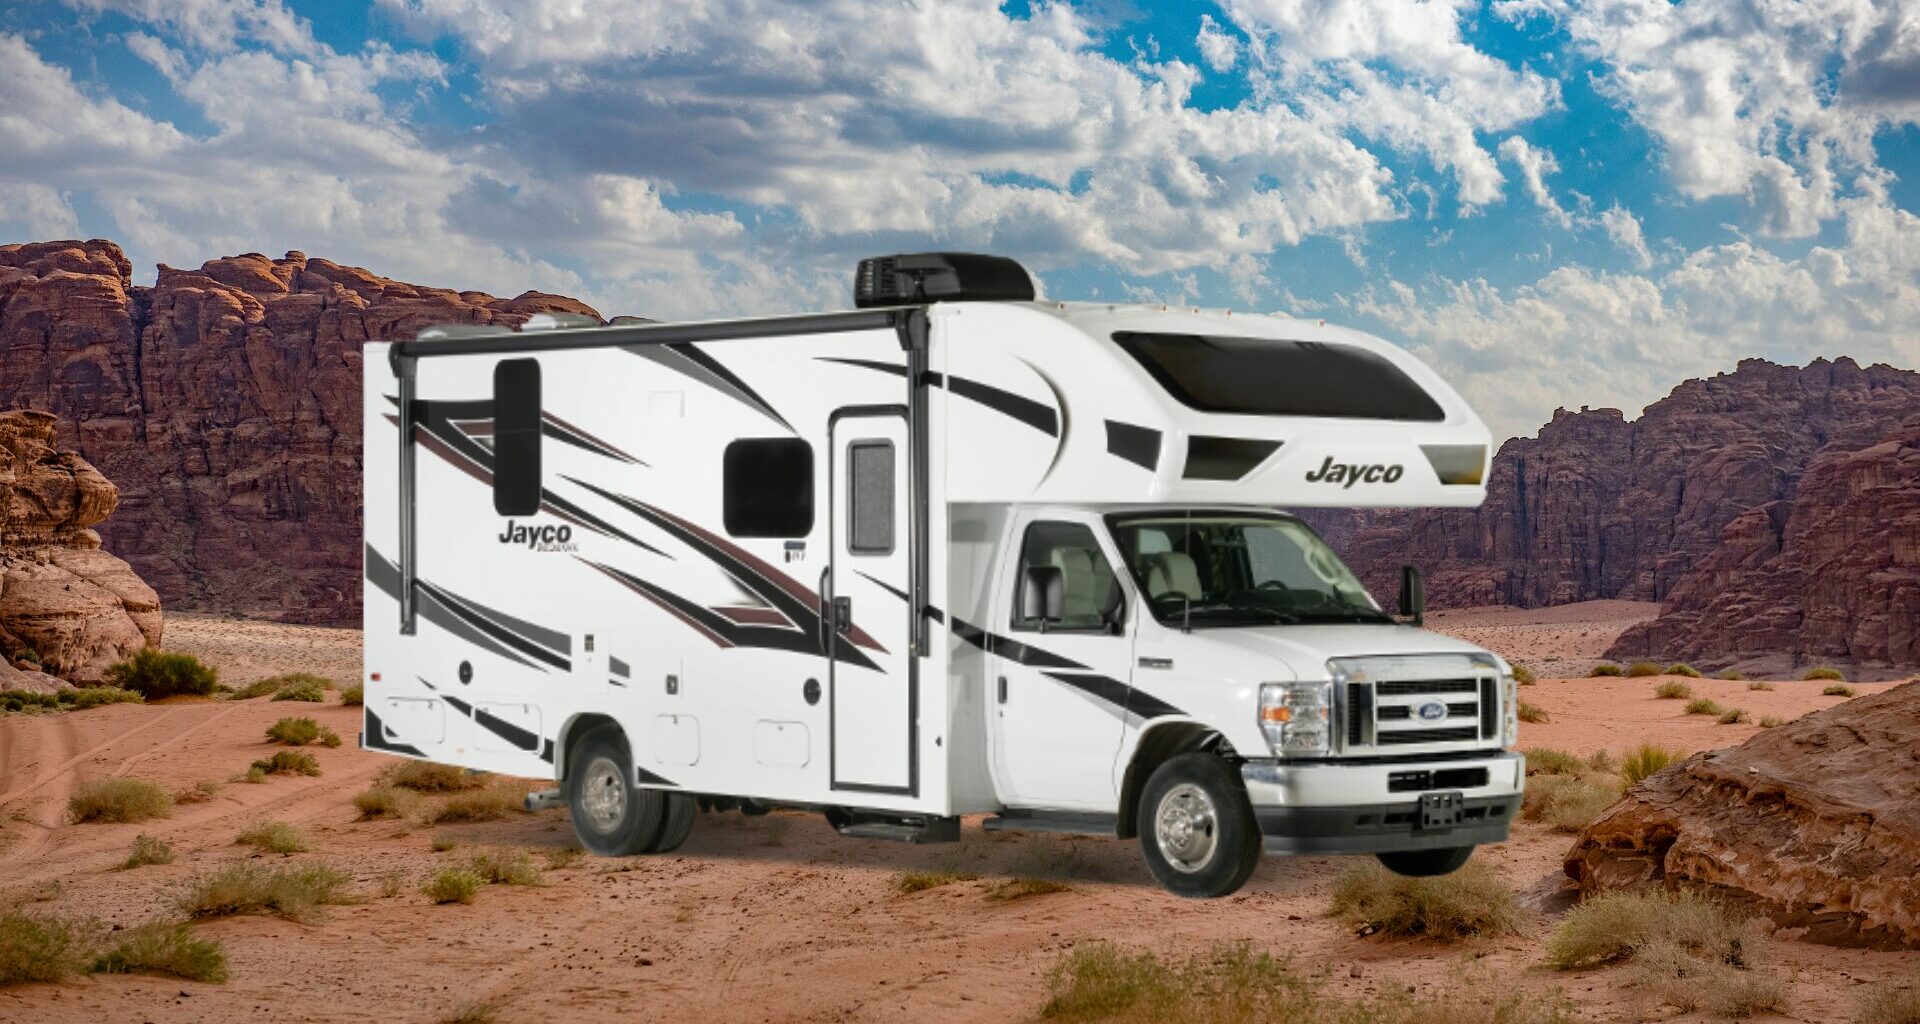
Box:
[1563,681,1920,949]
[0,409,161,684]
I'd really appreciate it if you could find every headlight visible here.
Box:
[1259,681,1333,757]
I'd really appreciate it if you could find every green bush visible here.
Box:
[0,689,62,713]
[1328,862,1521,940]
[1683,697,1724,716]
[123,834,174,868]
[105,649,218,698]
[424,868,484,905]
[1621,743,1684,785]
[1665,663,1701,678]
[69,778,172,823]
[90,920,228,983]
[1590,663,1624,677]
[1626,662,1663,677]
[0,913,92,985]
[1523,773,1623,832]
[1803,666,1845,681]
[1823,683,1857,697]
[11,647,38,665]
[265,716,340,747]
[270,676,328,703]
[339,683,364,706]
[250,750,322,777]
[178,863,352,922]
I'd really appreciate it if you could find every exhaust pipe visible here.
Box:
[524,788,566,812]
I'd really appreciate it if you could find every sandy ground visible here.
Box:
[0,603,1914,1024]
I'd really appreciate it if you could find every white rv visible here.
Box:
[361,253,1524,898]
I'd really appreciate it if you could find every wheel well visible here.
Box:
[555,713,620,780]
[1116,723,1236,839]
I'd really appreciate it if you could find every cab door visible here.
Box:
[988,516,1136,812]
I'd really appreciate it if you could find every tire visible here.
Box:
[648,791,697,853]
[567,726,666,856]
[1376,846,1474,877]
[1137,752,1262,898]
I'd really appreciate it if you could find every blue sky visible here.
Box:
[3,0,1917,440]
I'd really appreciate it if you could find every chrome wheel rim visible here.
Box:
[1154,782,1219,874]
[579,755,627,831]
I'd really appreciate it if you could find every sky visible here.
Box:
[2,0,1918,441]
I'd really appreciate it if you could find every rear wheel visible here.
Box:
[1137,752,1262,898]
[649,792,697,853]
[1376,846,1474,877]
[567,726,665,856]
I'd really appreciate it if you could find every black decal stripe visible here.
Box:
[543,413,645,465]
[856,570,910,604]
[667,343,793,432]
[952,618,1184,719]
[1105,420,1162,472]
[1042,671,1183,719]
[609,655,630,678]
[585,560,735,648]
[368,544,545,671]
[824,358,1058,436]
[426,581,573,657]
[951,618,1083,670]
[585,559,878,669]
[636,766,678,788]
[541,739,555,763]
[362,707,426,757]
[435,689,541,753]
[624,344,792,432]
[417,580,569,671]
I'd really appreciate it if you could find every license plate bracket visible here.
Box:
[1419,791,1465,830]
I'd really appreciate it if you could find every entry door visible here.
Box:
[989,518,1135,812]
[828,412,914,792]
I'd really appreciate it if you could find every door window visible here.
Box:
[845,440,894,555]
[1010,521,1124,633]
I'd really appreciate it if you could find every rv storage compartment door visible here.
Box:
[827,412,914,793]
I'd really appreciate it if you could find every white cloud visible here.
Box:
[1497,136,1571,229]
[1196,14,1240,73]
[1598,203,1653,269]
[67,0,320,55]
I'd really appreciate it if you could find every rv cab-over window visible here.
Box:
[1113,332,1446,422]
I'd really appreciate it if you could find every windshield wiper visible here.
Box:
[1287,609,1394,624]
[1182,601,1301,624]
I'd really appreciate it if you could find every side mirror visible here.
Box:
[1398,564,1425,626]
[1020,566,1064,628]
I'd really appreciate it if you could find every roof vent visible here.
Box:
[854,253,1035,308]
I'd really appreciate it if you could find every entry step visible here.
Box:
[983,810,1118,837]
[833,812,960,844]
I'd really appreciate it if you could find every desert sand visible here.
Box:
[0,603,1915,1023]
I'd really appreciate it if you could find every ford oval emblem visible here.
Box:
[1416,700,1449,721]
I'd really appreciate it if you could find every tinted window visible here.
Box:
[846,440,894,555]
[1011,521,1123,633]
[1112,332,1445,422]
[493,358,542,516]
[724,439,814,538]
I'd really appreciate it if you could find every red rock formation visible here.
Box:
[1313,359,1920,615]
[0,409,161,688]
[1564,682,1920,949]
[1609,423,1920,668]
[0,240,599,625]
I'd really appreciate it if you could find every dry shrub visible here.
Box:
[68,687,144,709]
[1720,669,1748,681]
[235,820,310,854]
[1684,697,1725,716]
[424,868,483,905]
[69,777,172,823]
[1804,667,1845,681]
[353,785,416,820]
[987,877,1071,901]
[178,862,352,922]
[419,786,524,825]
[896,870,977,894]
[1824,683,1858,697]
[1716,707,1752,725]
[106,649,218,698]
[250,750,321,777]
[0,913,91,985]
[1626,938,1786,1018]
[1523,773,1622,832]
[1328,862,1521,941]
[173,780,220,805]
[1654,679,1694,699]
[123,834,174,868]
[1511,663,1536,685]
[1855,979,1920,1024]
[1746,680,1773,690]
[1759,715,1788,729]
[1517,700,1550,724]
[1622,743,1684,784]
[339,683,364,706]
[1523,748,1583,777]
[1627,662,1663,678]
[542,845,584,870]
[91,920,228,983]
[442,998,500,1024]
[378,760,486,793]
[1545,889,1758,970]
[1590,663,1624,677]
[1666,663,1702,678]
[265,716,340,746]
[466,849,543,886]
[431,832,458,852]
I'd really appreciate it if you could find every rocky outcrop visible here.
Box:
[1313,357,1920,615]
[1563,682,1920,949]
[0,409,160,688]
[0,240,599,625]
[1608,424,1920,668]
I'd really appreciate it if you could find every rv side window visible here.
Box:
[1011,521,1124,633]
[493,358,542,516]
[846,440,894,555]
[724,439,814,538]
[1112,332,1446,421]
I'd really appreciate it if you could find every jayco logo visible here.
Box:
[498,521,577,553]
[1305,456,1404,488]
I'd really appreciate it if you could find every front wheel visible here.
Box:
[567,726,666,856]
[1376,846,1474,877]
[1137,752,1262,898]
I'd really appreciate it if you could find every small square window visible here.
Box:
[724,438,814,538]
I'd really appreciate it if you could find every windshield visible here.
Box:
[1106,512,1388,628]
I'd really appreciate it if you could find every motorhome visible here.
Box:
[361,253,1524,897]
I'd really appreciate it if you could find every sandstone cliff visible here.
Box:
[0,409,161,689]
[0,240,598,625]
[1564,682,1920,949]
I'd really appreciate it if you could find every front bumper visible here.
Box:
[1240,751,1524,856]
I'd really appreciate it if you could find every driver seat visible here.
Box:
[1145,552,1202,601]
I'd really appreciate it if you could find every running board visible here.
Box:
[834,813,960,844]
[983,810,1118,837]
[524,788,566,812]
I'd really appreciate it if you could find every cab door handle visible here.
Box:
[997,676,1008,704]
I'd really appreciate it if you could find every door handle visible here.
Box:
[817,567,832,655]
[997,675,1008,704]
[833,596,853,636]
